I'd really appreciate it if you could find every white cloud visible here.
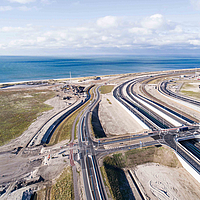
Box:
[190,0,200,9]
[40,0,54,4]
[129,27,152,35]
[1,14,200,51]
[18,5,38,11]
[171,25,183,33]
[8,0,36,4]
[188,39,200,45]
[18,6,31,11]
[0,26,34,32]
[96,16,119,28]
[0,6,13,11]
[37,37,46,43]
[141,14,173,30]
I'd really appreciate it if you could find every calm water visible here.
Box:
[0,55,200,83]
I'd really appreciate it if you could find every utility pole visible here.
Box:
[70,71,72,88]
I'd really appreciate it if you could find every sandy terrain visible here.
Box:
[99,92,145,136]
[134,163,200,200]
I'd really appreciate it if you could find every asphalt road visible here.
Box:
[77,85,108,200]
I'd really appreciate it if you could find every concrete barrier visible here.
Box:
[175,152,200,183]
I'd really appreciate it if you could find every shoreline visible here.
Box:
[0,73,118,86]
[0,67,199,89]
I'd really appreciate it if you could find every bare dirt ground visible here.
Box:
[134,163,200,200]
[1,149,70,200]
[99,92,145,136]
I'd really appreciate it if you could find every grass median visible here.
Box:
[99,85,115,94]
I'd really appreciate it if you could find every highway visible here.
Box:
[126,80,178,128]
[66,72,200,200]
[139,77,197,124]
[159,80,200,107]
[127,81,193,126]
[77,86,108,200]
[111,73,200,178]
[2,69,200,200]
[39,70,200,200]
[113,79,160,131]
[163,132,200,173]
[113,76,174,130]
[114,73,198,133]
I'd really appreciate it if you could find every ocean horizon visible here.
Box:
[1,55,200,84]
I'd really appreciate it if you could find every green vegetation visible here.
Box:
[49,87,94,145]
[180,82,200,100]
[50,166,74,200]
[99,85,115,94]
[0,89,55,146]
[107,98,112,104]
[100,166,113,198]
[181,90,200,100]
[181,83,195,89]
[49,102,89,145]
[102,146,181,200]
[35,188,46,200]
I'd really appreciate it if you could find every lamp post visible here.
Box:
[175,134,178,153]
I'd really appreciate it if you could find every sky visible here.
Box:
[1,0,200,55]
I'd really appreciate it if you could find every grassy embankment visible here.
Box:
[50,166,74,200]
[180,82,200,100]
[49,87,95,145]
[101,146,181,200]
[36,166,73,200]
[0,89,55,146]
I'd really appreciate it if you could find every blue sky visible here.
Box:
[1,0,200,55]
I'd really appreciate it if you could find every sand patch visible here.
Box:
[99,93,144,136]
[134,163,200,200]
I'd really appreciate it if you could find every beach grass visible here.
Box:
[50,166,74,200]
[180,90,200,100]
[0,89,55,146]
[180,82,200,100]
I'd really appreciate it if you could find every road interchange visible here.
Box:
[72,70,200,200]
[1,69,200,199]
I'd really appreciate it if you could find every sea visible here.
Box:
[0,55,200,84]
